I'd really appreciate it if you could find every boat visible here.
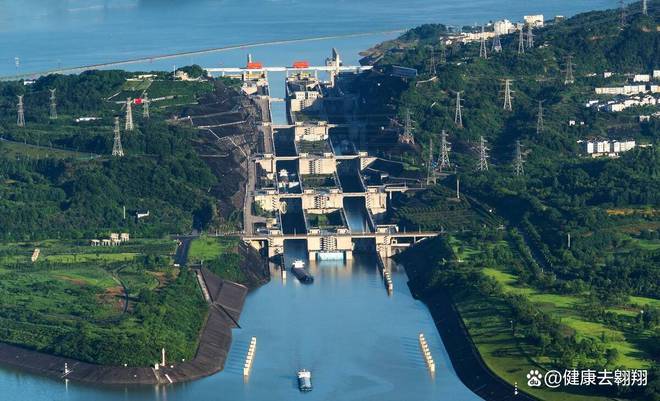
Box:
[297,369,312,392]
[291,260,314,284]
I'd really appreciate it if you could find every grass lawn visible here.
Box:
[483,267,652,369]
[188,236,247,283]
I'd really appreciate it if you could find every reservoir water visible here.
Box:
[0,1,615,400]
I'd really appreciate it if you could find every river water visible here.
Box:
[1,1,614,400]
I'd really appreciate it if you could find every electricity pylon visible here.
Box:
[492,32,502,53]
[125,98,134,131]
[526,26,534,48]
[518,28,526,55]
[440,129,451,170]
[112,117,125,157]
[49,89,57,119]
[514,140,524,176]
[477,136,489,171]
[502,79,514,111]
[399,109,415,144]
[426,137,435,185]
[454,91,463,128]
[479,26,488,59]
[536,101,544,134]
[143,93,150,119]
[564,55,575,85]
[428,47,437,75]
[17,95,25,127]
[643,0,648,15]
[620,0,627,28]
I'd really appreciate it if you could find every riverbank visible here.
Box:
[400,237,539,401]
[0,269,248,385]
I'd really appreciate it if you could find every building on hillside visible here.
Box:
[493,19,515,35]
[523,15,544,27]
[634,74,651,83]
[579,139,636,157]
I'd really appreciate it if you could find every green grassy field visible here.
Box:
[188,236,247,283]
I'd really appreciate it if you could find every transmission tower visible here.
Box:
[502,79,514,111]
[49,89,57,119]
[112,117,125,157]
[643,0,648,15]
[16,95,25,127]
[125,98,134,131]
[517,28,526,55]
[399,109,415,144]
[514,140,524,176]
[492,32,502,53]
[427,47,437,75]
[143,93,150,119]
[439,42,447,64]
[440,129,451,170]
[526,26,534,49]
[479,26,488,59]
[564,55,575,84]
[619,0,626,28]
[426,137,435,185]
[536,101,544,135]
[454,91,463,128]
[477,136,489,171]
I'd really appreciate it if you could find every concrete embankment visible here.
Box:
[0,271,248,386]
[399,237,538,401]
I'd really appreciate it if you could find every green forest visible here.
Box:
[360,2,659,400]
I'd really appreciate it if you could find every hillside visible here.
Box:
[355,2,660,401]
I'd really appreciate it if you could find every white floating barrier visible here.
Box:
[243,337,257,378]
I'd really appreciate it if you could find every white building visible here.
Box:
[582,139,636,157]
[524,15,544,27]
[653,70,660,79]
[494,19,515,35]
[603,72,613,78]
[634,74,651,83]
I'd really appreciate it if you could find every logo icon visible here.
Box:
[527,370,543,387]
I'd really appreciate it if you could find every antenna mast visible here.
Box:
[477,136,489,171]
[49,89,57,119]
[454,91,463,128]
[17,95,25,127]
[112,117,125,157]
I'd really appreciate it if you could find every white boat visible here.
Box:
[292,259,305,269]
[297,369,312,392]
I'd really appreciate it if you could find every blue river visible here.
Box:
[0,1,613,400]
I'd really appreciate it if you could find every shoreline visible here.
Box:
[400,239,539,401]
[0,268,248,386]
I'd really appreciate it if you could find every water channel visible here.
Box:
[0,1,615,400]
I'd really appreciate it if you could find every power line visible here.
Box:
[514,140,524,176]
[454,91,463,128]
[16,95,25,127]
[477,136,489,171]
[502,79,514,111]
[112,117,125,157]
[49,89,57,119]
